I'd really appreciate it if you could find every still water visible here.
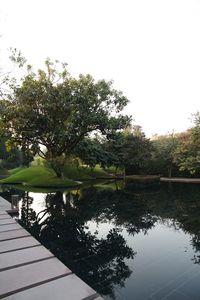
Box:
[2,181,200,300]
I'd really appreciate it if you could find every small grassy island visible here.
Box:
[0,166,76,187]
[0,165,112,188]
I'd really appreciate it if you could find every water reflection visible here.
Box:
[19,189,137,299]
[4,182,200,299]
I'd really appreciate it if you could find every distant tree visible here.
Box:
[149,133,179,177]
[177,114,200,175]
[0,138,23,169]
[104,127,153,175]
[0,59,131,177]
[122,130,153,175]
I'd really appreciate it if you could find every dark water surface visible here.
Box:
[2,182,200,300]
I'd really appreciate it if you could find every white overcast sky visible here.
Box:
[1,0,200,137]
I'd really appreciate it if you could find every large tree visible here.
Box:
[0,59,131,176]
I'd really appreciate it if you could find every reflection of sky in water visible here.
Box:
[7,184,200,300]
[101,224,194,299]
[86,218,197,300]
[18,192,47,219]
[86,221,115,238]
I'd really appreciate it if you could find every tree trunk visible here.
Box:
[54,169,64,178]
[168,162,173,178]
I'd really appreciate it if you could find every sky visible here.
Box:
[1,0,200,137]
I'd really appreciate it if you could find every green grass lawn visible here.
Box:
[1,164,112,188]
[1,166,78,187]
[8,167,24,175]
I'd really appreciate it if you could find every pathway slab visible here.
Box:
[0,223,21,232]
[2,274,97,300]
[0,229,30,242]
[0,194,104,299]
[0,245,54,270]
[0,219,16,225]
[0,196,11,211]
[0,236,40,253]
[0,215,13,220]
[0,257,71,298]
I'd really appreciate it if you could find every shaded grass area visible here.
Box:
[1,166,78,187]
[8,167,24,175]
[63,164,111,180]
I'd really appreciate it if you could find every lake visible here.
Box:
[2,181,200,300]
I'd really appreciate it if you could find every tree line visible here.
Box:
[0,51,200,178]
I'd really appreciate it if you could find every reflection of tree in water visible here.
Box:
[18,192,36,228]
[76,187,157,235]
[168,184,200,265]
[83,184,200,269]
[20,190,137,299]
[18,183,200,296]
[147,183,200,266]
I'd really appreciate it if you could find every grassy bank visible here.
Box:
[0,164,112,187]
[0,166,78,187]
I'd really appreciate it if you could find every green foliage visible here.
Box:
[74,138,109,169]
[63,164,110,180]
[0,59,131,177]
[0,138,23,169]
[176,118,200,175]
[104,127,153,175]
[123,132,153,175]
[148,133,179,177]
[9,48,27,68]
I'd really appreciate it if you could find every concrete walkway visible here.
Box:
[0,196,103,300]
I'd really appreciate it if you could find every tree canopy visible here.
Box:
[0,59,131,175]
